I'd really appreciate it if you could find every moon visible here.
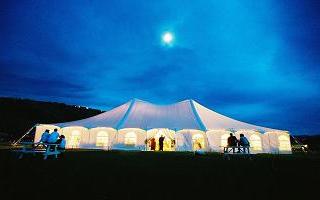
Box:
[162,32,173,44]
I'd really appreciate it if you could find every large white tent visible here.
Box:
[34,99,292,153]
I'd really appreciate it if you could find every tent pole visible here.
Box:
[115,129,119,150]
[110,129,116,151]
[204,129,210,152]
[12,123,39,146]
[267,132,272,153]
[175,128,179,151]
[88,128,91,149]
[61,128,65,148]
[145,126,148,151]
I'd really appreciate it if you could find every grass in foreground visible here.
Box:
[1,150,319,200]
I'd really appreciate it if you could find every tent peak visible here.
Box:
[129,98,148,103]
[128,98,198,105]
[52,98,283,133]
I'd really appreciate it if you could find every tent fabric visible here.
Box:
[193,101,277,132]
[118,99,203,130]
[55,101,131,128]
[54,99,281,132]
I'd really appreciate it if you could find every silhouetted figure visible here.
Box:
[47,128,60,143]
[56,135,66,157]
[150,138,156,151]
[56,135,66,150]
[197,142,202,149]
[47,128,60,150]
[227,133,238,153]
[35,129,50,148]
[171,139,176,148]
[39,129,50,143]
[159,135,165,151]
[238,134,250,153]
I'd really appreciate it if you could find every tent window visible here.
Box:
[250,134,262,151]
[278,135,291,151]
[124,132,137,146]
[69,130,81,148]
[192,134,205,150]
[221,134,229,147]
[96,131,109,147]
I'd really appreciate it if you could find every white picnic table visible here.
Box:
[222,146,252,160]
[15,142,63,160]
[223,146,250,154]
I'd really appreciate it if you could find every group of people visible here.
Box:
[227,133,250,153]
[149,135,166,151]
[39,128,66,150]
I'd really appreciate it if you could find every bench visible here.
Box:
[223,146,250,154]
[222,146,252,160]
[15,142,63,160]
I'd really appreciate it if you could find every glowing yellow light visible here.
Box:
[250,134,262,151]
[221,134,229,147]
[148,129,175,151]
[96,131,109,147]
[69,130,81,148]
[192,134,205,150]
[124,132,137,146]
[279,135,291,151]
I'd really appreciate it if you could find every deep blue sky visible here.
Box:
[1,0,319,135]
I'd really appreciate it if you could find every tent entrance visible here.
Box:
[147,129,175,151]
[192,134,205,151]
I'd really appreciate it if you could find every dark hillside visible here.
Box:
[0,97,103,140]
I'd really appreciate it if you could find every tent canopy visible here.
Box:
[54,99,280,132]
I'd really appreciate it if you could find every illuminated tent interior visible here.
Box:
[34,99,292,154]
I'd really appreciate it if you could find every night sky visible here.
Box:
[1,0,320,135]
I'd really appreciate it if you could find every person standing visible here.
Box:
[159,135,165,151]
[150,138,156,151]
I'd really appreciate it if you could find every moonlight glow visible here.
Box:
[162,32,173,44]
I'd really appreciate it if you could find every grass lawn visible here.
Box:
[1,149,319,200]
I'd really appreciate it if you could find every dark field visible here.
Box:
[1,150,319,200]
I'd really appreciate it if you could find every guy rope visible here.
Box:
[12,124,38,146]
